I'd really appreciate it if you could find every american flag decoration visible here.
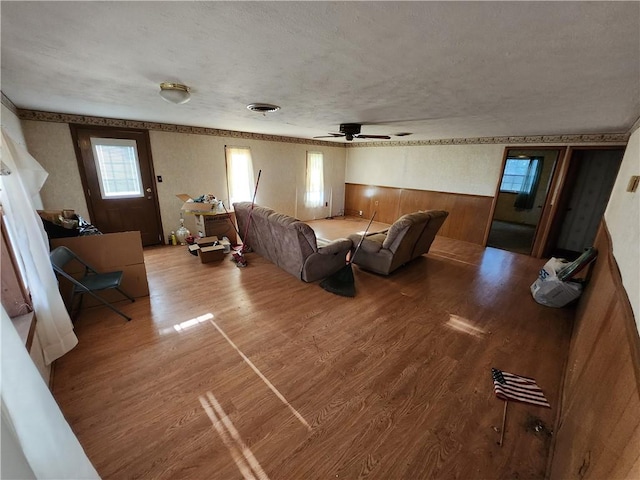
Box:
[491,368,550,408]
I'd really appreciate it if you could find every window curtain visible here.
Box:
[0,129,78,364]
[225,146,255,206]
[514,157,543,210]
[2,306,99,478]
[304,151,324,208]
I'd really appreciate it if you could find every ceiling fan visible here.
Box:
[314,123,409,141]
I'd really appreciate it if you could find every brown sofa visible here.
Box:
[348,210,448,275]
[233,202,352,282]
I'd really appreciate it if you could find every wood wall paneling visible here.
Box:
[370,186,401,223]
[343,184,370,218]
[345,183,493,245]
[549,223,640,479]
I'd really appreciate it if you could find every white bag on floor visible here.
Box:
[530,257,583,308]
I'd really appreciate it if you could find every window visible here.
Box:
[225,146,255,206]
[90,138,143,199]
[304,151,324,208]
[500,157,537,193]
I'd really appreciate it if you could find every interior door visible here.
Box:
[543,147,624,258]
[70,125,163,246]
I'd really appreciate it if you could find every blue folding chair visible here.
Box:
[50,246,134,321]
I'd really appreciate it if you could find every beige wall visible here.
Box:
[345,144,505,196]
[150,131,346,238]
[19,121,346,241]
[21,121,88,219]
[605,127,640,330]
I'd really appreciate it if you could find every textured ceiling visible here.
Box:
[2,2,639,143]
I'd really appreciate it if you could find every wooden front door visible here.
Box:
[70,125,163,246]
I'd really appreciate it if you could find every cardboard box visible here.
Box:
[195,214,237,241]
[176,194,238,242]
[219,237,231,252]
[177,194,218,213]
[199,244,225,263]
[50,231,149,308]
[196,236,219,247]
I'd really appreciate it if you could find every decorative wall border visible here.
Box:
[347,133,630,148]
[16,109,341,148]
[17,108,630,148]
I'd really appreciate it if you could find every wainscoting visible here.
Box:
[344,183,493,245]
[548,222,640,478]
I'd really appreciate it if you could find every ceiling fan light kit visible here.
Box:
[159,82,191,104]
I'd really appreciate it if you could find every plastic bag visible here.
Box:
[530,257,582,308]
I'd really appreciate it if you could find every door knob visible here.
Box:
[146,187,152,193]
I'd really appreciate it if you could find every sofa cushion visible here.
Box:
[382,215,413,249]
[292,221,318,257]
[360,233,386,253]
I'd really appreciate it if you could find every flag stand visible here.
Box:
[498,400,508,447]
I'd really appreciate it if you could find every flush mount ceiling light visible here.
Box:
[159,82,191,104]
[246,103,280,113]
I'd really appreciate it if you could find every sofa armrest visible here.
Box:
[348,233,384,254]
[317,238,352,255]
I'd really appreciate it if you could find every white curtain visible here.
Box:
[1,306,99,479]
[304,151,324,208]
[0,129,78,364]
[225,146,255,206]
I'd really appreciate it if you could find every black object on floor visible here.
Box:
[319,264,356,297]
[320,212,376,297]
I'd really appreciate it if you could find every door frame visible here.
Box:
[484,144,627,258]
[69,124,164,245]
[483,146,566,256]
[537,145,626,258]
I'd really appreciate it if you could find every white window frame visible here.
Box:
[304,151,324,208]
[500,157,535,194]
[225,146,255,207]
[90,137,144,199]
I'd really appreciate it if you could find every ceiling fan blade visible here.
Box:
[313,133,344,138]
[355,134,391,139]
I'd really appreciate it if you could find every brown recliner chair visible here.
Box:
[348,210,448,275]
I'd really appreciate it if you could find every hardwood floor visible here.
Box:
[52,228,574,479]
[307,216,391,241]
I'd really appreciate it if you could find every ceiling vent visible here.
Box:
[247,103,280,113]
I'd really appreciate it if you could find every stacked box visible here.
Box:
[199,244,225,263]
[191,236,226,264]
[194,214,237,240]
